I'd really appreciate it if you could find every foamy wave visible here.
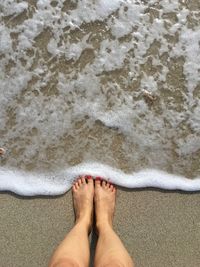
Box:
[1,0,200,180]
[0,162,200,196]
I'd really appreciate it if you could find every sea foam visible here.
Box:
[0,0,200,192]
[0,162,200,196]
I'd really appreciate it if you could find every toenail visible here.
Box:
[95,176,102,181]
[85,175,92,179]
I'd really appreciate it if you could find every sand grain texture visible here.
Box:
[1,189,200,267]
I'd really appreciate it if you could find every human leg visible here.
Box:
[94,179,134,267]
[49,176,94,267]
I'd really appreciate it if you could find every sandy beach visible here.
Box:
[1,188,200,267]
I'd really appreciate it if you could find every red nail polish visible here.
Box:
[95,176,102,181]
[85,175,92,179]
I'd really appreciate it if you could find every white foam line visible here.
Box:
[0,162,200,196]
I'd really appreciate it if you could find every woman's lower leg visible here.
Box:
[49,176,94,267]
[94,180,134,267]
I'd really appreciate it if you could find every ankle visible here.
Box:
[96,218,113,233]
[75,216,91,232]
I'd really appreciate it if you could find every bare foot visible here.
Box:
[72,176,94,232]
[94,179,116,231]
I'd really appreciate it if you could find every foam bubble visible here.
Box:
[0,26,12,53]
[0,162,200,196]
[1,1,28,16]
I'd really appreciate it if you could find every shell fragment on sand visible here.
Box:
[0,148,6,156]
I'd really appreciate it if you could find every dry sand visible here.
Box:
[1,188,200,267]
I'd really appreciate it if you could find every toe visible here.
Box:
[75,182,79,189]
[110,184,114,191]
[102,180,107,188]
[72,185,76,192]
[81,176,87,184]
[85,175,92,183]
[95,177,101,186]
[112,187,116,193]
[106,182,110,189]
[95,180,100,187]
[78,178,83,186]
[87,176,94,184]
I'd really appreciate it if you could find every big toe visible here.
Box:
[95,177,103,187]
[85,175,94,184]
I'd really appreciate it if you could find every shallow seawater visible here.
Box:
[0,0,200,195]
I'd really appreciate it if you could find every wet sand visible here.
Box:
[1,188,200,267]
